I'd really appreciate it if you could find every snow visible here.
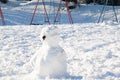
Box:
[0,0,120,80]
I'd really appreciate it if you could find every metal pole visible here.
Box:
[0,7,5,25]
[30,0,39,25]
[42,0,51,24]
[111,0,118,22]
[98,0,108,23]
[65,0,73,24]
[54,0,62,24]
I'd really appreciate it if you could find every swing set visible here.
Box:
[0,0,119,25]
[98,0,118,23]
[0,6,5,25]
[30,0,73,25]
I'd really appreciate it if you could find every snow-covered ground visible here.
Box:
[0,0,120,80]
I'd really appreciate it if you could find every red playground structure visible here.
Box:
[0,6,5,25]
[30,0,73,25]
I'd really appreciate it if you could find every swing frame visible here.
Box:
[98,0,118,23]
[30,0,73,25]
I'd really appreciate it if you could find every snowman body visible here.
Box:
[31,26,68,79]
[39,45,68,79]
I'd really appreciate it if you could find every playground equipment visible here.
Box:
[98,0,118,23]
[0,6,5,25]
[30,0,73,25]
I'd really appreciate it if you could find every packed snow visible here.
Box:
[0,0,120,80]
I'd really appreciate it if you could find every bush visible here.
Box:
[85,0,93,4]
[0,0,8,4]
[62,0,77,3]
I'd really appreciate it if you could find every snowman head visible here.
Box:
[40,26,60,47]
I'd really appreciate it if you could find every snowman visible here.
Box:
[30,26,69,79]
